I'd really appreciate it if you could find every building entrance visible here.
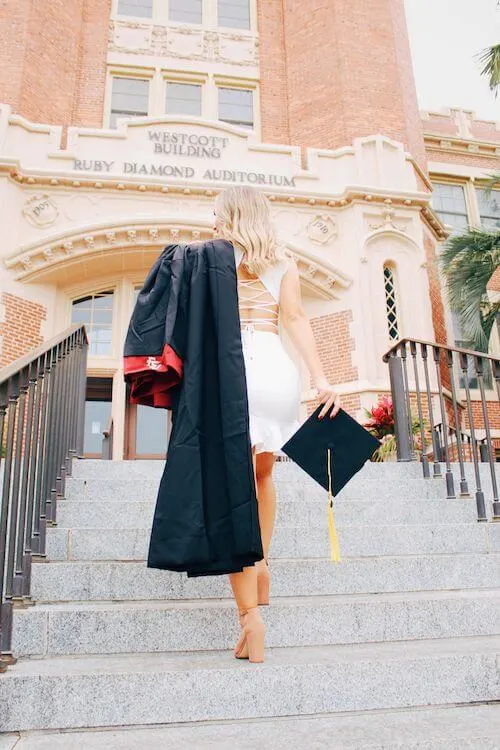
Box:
[124,394,170,459]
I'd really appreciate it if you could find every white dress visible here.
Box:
[234,246,301,455]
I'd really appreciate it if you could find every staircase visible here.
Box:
[2,459,500,748]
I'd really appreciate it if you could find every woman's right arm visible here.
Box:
[280,261,340,419]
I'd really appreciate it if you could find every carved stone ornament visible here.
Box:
[307,215,338,245]
[369,208,407,233]
[22,194,59,228]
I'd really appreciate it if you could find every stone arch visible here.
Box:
[5,219,352,300]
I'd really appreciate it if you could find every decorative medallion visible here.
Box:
[307,215,337,245]
[22,194,59,227]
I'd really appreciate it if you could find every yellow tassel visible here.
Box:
[327,447,341,562]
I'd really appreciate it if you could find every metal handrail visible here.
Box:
[383,336,500,364]
[382,338,500,521]
[0,324,88,670]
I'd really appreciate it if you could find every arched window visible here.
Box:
[383,264,400,341]
[71,291,114,355]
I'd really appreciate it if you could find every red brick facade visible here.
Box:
[310,310,358,386]
[0,293,46,368]
[0,0,110,128]
[258,0,427,172]
[423,233,448,346]
[306,310,361,418]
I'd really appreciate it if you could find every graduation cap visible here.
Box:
[281,405,381,562]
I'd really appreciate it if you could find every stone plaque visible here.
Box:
[23,194,59,227]
[307,215,337,245]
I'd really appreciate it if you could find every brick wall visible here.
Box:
[256,0,290,144]
[310,310,358,386]
[0,293,47,367]
[488,267,500,294]
[423,233,448,346]
[0,0,110,127]
[72,0,111,126]
[305,310,360,419]
[258,0,427,172]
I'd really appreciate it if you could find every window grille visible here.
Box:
[383,265,399,341]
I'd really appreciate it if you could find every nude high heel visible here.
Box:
[257,559,270,606]
[234,606,265,663]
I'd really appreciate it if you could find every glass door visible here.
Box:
[83,377,113,458]
[125,392,170,459]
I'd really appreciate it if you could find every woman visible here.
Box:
[213,186,340,663]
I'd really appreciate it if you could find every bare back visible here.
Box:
[236,264,280,334]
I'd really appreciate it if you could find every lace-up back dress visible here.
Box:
[234,245,301,454]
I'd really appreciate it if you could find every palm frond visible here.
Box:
[477,44,500,97]
[440,228,500,352]
[484,172,500,197]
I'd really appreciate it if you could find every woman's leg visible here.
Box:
[228,449,265,661]
[228,448,259,612]
[255,451,277,559]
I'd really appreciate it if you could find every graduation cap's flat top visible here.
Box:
[281,406,381,496]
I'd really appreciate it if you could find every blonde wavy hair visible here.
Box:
[214,186,286,275]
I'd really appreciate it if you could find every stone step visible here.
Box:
[45,522,500,562]
[12,589,500,658]
[30,554,500,603]
[55,497,479,530]
[64,475,448,501]
[70,458,500,483]
[2,636,499,732]
[2,704,499,750]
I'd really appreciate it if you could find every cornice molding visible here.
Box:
[424,132,500,159]
[0,160,447,241]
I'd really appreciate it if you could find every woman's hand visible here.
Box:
[314,378,341,419]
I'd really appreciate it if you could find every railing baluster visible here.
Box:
[420,343,441,478]
[459,351,486,521]
[446,350,469,496]
[400,343,416,459]
[7,366,30,605]
[22,357,44,599]
[474,355,499,520]
[32,352,50,556]
[432,346,455,498]
[0,376,19,665]
[13,360,37,602]
[410,341,429,477]
[387,348,413,461]
[76,333,88,459]
[44,344,60,528]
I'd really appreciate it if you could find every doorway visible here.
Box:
[124,386,170,459]
[83,377,113,458]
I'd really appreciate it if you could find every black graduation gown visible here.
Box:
[123,239,263,577]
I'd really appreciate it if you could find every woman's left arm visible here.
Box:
[280,261,340,419]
